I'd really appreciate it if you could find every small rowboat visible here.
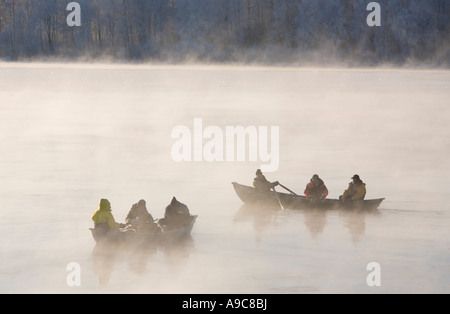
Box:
[90,215,198,244]
[232,182,384,211]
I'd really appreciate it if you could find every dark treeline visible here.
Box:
[0,0,449,66]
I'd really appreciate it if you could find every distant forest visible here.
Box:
[0,0,449,66]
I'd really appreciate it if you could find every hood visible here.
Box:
[99,199,111,211]
[311,178,324,185]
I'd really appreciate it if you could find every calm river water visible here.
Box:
[0,63,449,293]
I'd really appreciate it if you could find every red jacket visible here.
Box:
[304,180,329,200]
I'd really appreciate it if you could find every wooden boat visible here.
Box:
[232,182,384,211]
[90,215,198,244]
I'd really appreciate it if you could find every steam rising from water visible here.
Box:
[0,63,449,293]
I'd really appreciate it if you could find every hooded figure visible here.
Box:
[125,200,155,225]
[341,175,366,201]
[92,199,122,230]
[304,174,329,200]
[125,199,160,232]
[159,197,192,229]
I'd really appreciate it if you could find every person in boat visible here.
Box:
[125,199,160,232]
[92,199,125,232]
[340,174,366,201]
[304,174,329,201]
[253,169,279,192]
[158,197,192,229]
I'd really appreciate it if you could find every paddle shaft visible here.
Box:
[279,184,299,196]
[272,187,285,210]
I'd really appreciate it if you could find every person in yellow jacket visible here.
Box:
[92,199,124,231]
[341,174,366,201]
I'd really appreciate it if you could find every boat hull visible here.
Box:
[90,215,197,244]
[232,182,384,211]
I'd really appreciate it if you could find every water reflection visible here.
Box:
[160,236,195,273]
[91,237,194,286]
[339,209,381,243]
[92,243,118,286]
[302,209,327,239]
[125,242,158,275]
[234,204,381,242]
[233,204,285,237]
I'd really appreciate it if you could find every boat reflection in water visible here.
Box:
[302,208,328,239]
[91,235,195,286]
[233,204,287,239]
[300,206,382,241]
[234,203,381,243]
[90,216,197,286]
[338,208,381,243]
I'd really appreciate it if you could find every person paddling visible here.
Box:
[253,169,279,192]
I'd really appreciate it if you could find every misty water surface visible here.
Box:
[0,63,449,293]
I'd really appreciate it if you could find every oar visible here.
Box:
[272,186,285,211]
[278,183,299,197]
